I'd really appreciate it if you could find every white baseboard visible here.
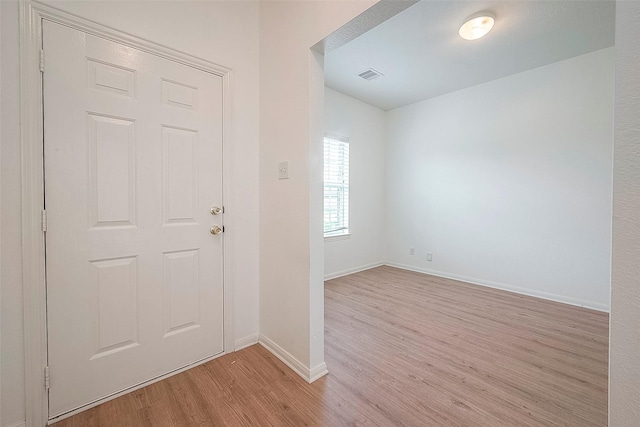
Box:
[324,262,383,281]
[384,262,610,313]
[309,362,329,382]
[234,333,259,351]
[258,334,328,383]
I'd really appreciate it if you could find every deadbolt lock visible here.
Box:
[210,206,222,215]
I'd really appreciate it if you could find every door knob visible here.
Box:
[210,206,222,215]
[210,225,222,235]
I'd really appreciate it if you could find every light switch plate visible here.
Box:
[279,161,289,180]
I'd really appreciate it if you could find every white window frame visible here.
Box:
[323,133,350,239]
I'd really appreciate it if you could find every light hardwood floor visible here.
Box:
[53,266,608,426]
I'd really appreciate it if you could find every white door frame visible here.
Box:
[19,2,235,425]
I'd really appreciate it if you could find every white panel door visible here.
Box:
[43,20,224,418]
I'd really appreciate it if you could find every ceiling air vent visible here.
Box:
[357,68,384,81]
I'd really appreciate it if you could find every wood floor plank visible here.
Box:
[52,266,608,426]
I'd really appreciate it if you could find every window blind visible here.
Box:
[324,136,349,236]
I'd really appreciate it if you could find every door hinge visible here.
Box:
[41,209,47,232]
[39,49,45,73]
[44,366,50,390]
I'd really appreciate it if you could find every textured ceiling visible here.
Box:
[324,0,615,111]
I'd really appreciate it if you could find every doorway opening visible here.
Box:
[317,1,614,425]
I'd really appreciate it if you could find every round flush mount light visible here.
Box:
[459,13,495,41]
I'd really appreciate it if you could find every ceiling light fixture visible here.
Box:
[459,13,495,41]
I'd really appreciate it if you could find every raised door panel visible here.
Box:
[163,250,200,337]
[87,114,137,228]
[162,126,198,224]
[88,59,135,98]
[162,79,198,110]
[89,256,139,359]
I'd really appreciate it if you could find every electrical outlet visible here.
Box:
[426,252,433,262]
[410,248,415,256]
[278,161,289,180]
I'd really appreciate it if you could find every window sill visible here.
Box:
[324,233,351,242]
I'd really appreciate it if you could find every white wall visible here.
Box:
[259,0,376,378]
[610,1,640,424]
[324,88,386,279]
[0,1,260,426]
[385,48,614,311]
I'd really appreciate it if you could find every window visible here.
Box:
[324,135,349,237]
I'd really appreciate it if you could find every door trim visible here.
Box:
[19,2,235,425]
